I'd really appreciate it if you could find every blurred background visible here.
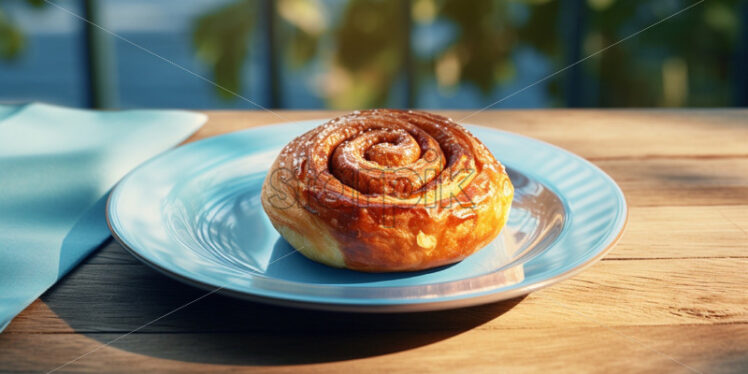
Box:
[0,0,745,110]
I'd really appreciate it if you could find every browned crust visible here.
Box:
[261,109,513,272]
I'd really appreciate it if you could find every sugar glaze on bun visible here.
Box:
[261,109,513,272]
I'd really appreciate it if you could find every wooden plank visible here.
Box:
[83,239,139,265]
[6,257,746,334]
[184,111,344,144]
[1,325,746,373]
[193,110,748,159]
[609,205,748,259]
[598,158,748,207]
[460,109,748,160]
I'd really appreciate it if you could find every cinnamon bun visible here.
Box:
[261,109,513,272]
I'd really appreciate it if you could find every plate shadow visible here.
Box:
[42,240,526,366]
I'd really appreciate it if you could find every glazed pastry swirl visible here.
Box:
[261,109,513,272]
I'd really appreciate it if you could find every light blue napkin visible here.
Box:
[0,103,206,331]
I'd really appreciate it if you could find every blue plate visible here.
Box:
[107,120,627,312]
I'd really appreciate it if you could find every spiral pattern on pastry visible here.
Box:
[261,109,513,272]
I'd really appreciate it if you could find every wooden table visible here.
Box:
[1,110,747,373]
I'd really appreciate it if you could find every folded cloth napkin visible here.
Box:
[0,103,206,331]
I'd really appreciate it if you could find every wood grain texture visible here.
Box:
[190,110,748,159]
[598,158,748,207]
[610,205,748,259]
[1,110,747,373]
[1,326,746,373]
[5,243,746,335]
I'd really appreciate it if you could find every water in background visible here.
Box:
[0,0,744,109]
[0,0,557,109]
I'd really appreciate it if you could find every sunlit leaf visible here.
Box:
[330,0,408,107]
[192,0,255,99]
[277,0,325,67]
[436,0,518,93]
[0,9,25,60]
[25,0,46,7]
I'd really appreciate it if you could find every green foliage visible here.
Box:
[582,0,740,106]
[0,0,48,60]
[332,0,408,107]
[437,0,524,93]
[0,9,25,60]
[1,0,742,107]
[24,0,46,7]
[285,27,319,67]
[277,0,324,67]
[335,0,406,71]
[193,0,256,99]
[192,0,742,108]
